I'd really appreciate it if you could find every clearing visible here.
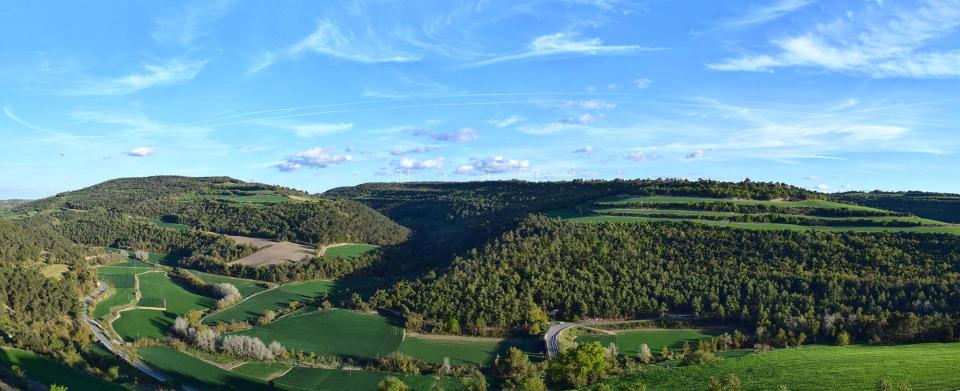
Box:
[398,333,544,366]
[576,328,723,356]
[235,309,404,359]
[227,235,315,267]
[321,243,379,258]
[203,279,336,324]
[274,367,464,391]
[587,343,960,391]
[192,270,270,298]
[0,347,126,391]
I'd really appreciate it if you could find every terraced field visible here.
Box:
[551,195,960,235]
[204,280,336,324]
[94,266,151,318]
[577,328,723,356]
[235,309,404,359]
[138,346,264,389]
[587,343,960,391]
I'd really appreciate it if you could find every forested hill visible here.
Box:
[17,176,409,246]
[833,191,960,223]
[325,179,823,270]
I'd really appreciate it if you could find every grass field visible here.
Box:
[94,267,150,318]
[275,367,464,391]
[398,335,544,366]
[236,309,403,359]
[192,270,269,298]
[231,362,290,380]
[0,347,127,391]
[203,280,336,324]
[39,263,69,279]
[577,329,722,356]
[138,346,264,389]
[323,243,378,259]
[146,218,192,232]
[586,343,960,391]
[137,297,166,308]
[137,272,214,315]
[561,214,960,235]
[596,196,885,212]
[112,309,176,341]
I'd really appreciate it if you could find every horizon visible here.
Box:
[3,0,960,198]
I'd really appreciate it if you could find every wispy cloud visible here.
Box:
[151,0,232,47]
[462,32,659,68]
[62,59,207,96]
[413,128,479,143]
[574,146,594,154]
[259,120,355,138]
[390,146,438,155]
[709,0,960,78]
[557,99,617,110]
[489,114,524,128]
[633,78,652,89]
[273,147,353,171]
[717,0,817,29]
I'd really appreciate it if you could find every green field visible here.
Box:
[398,335,543,366]
[587,343,960,391]
[0,347,127,391]
[231,362,290,380]
[203,280,336,324]
[137,271,215,315]
[192,270,269,298]
[145,218,192,232]
[138,346,264,389]
[100,273,136,288]
[275,367,464,391]
[236,309,403,359]
[94,267,151,318]
[112,309,175,341]
[577,329,722,356]
[562,214,960,235]
[323,243,379,259]
[178,191,296,204]
[596,196,885,212]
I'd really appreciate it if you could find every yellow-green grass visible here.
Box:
[323,243,379,259]
[94,288,136,319]
[39,263,69,279]
[597,196,886,212]
[204,280,336,324]
[562,215,960,235]
[231,362,290,380]
[236,309,403,359]
[0,347,127,391]
[112,309,175,341]
[191,270,268,298]
[137,272,215,315]
[577,329,722,356]
[592,208,947,225]
[137,297,166,308]
[398,335,544,366]
[94,267,147,318]
[145,218,191,232]
[274,367,464,391]
[137,346,264,389]
[585,343,960,391]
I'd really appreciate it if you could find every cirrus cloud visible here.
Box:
[125,147,157,157]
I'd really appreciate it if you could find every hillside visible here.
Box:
[19,176,409,247]
[833,191,960,223]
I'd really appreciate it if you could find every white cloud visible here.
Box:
[624,151,657,162]
[250,20,421,73]
[390,146,438,155]
[413,128,479,143]
[463,32,658,68]
[558,99,617,110]
[273,147,352,171]
[559,113,605,125]
[456,156,531,175]
[125,147,157,157]
[607,83,618,90]
[574,146,594,154]
[709,1,960,78]
[391,157,445,172]
[489,115,524,128]
[804,175,821,180]
[815,184,832,191]
[258,121,354,138]
[64,59,207,96]
[685,149,705,159]
[633,78,652,89]
[718,0,817,29]
[151,0,231,46]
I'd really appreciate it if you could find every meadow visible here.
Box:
[231,362,290,380]
[192,270,269,297]
[177,190,297,204]
[586,343,960,391]
[0,347,127,391]
[595,196,885,212]
[112,309,176,341]
[576,329,722,356]
[322,243,379,259]
[93,266,150,318]
[274,367,464,391]
[137,271,214,314]
[398,335,544,366]
[235,309,404,359]
[138,346,265,389]
[203,280,336,324]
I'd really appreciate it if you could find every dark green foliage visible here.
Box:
[834,191,960,223]
[374,215,960,342]
[546,342,612,388]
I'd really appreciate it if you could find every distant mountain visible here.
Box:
[0,199,31,210]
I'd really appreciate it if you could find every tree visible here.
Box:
[637,343,653,364]
[836,331,851,346]
[405,313,424,332]
[708,374,742,391]
[50,385,68,391]
[495,347,537,387]
[185,310,204,325]
[547,341,612,388]
[258,310,277,326]
[378,376,409,391]
[525,304,549,335]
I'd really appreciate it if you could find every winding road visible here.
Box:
[544,322,582,358]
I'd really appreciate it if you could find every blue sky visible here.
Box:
[2,0,959,198]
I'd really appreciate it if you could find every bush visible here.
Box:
[378,376,409,391]
[836,331,851,346]
[684,349,718,365]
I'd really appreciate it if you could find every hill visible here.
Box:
[19,176,409,246]
[832,191,960,223]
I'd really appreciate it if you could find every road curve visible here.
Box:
[544,322,582,358]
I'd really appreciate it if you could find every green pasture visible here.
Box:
[577,329,722,356]
[235,309,403,359]
[595,196,885,212]
[138,346,264,389]
[112,309,175,341]
[137,297,166,308]
[0,347,127,391]
[323,243,379,259]
[231,362,290,380]
[137,271,214,314]
[398,335,543,366]
[192,270,269,298]
[203,280,336,324]
[560,214,960,235]
[586,343,960,391]
[274,367,464,391]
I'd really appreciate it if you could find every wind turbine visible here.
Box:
[569,167,577,178]
[352,171,359,185]
[533,169,540,181]
[441,167,447,181]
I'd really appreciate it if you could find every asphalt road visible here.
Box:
[544,322,581,358]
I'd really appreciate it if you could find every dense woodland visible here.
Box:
[373,215,960,344]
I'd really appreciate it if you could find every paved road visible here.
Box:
[82,282,196,391]
[544,322,582,358]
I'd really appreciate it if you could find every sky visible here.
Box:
[2,0,959,199]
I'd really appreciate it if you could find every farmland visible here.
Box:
[576,328,723,356]
[586,343,960,391]
[136,271,214,314]
[138,346,264,389]
[235,309,404,359]
[274,367,464,391]
[112,309,175,341]
[232,362,290,380]
[204,279,336,324]
[0,347,127,391]
[322,243,379,259]
[398,334,544,365]
[550,195,960,235]
[192,270,270,297]
[227,235,315,267]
